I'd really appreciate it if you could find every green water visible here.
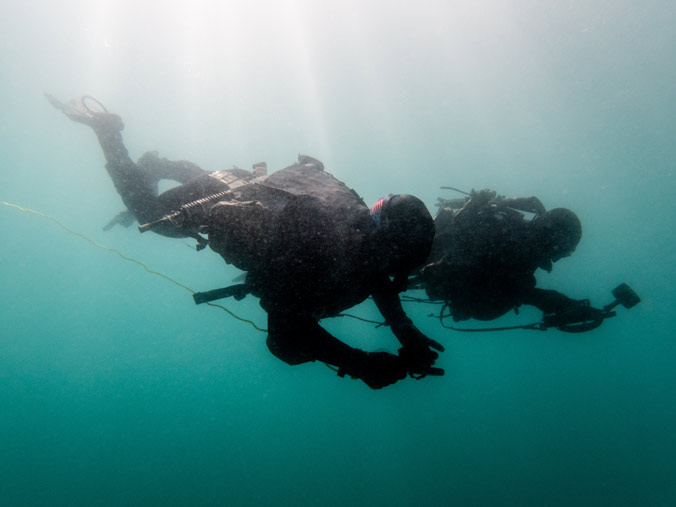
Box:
[1,1,675,505]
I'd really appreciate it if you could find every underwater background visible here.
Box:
[1,1,675,505]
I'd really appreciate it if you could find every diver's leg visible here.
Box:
[266,312,407,389]
[137,151,206,185]
[47,95,162,224]
[266,312,357,367]
[96,127,161,224]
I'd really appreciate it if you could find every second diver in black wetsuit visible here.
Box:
[416,189,616,331]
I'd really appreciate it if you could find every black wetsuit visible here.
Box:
[420,191,585,322]
[88,125,439,388]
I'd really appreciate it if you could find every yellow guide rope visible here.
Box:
[1,200,268,333]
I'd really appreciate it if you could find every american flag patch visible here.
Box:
[370,197,385,226]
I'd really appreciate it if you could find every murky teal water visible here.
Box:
[1,1,675,505]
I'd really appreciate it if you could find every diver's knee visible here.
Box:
[137,151,160,167]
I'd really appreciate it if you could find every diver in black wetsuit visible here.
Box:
[47,94,444,389]
[417,189,610,330]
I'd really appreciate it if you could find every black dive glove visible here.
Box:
[394,324,445,378]
[339,350,408,390]
[542,300,607,333]
[398,343,445,379]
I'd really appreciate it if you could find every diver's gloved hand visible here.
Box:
[361,352,409,389]
[395,323,445,353]
[339,350,407,389]
[394,324,445,377]
[399,342,445,379]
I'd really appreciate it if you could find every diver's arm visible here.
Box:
[266,312,406,389]
[521,287,582,314]
[137,151,206,185]
[371,277,444,373]
[522,287,606,328]
[371,278,417,344]
[267,312,358,364]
